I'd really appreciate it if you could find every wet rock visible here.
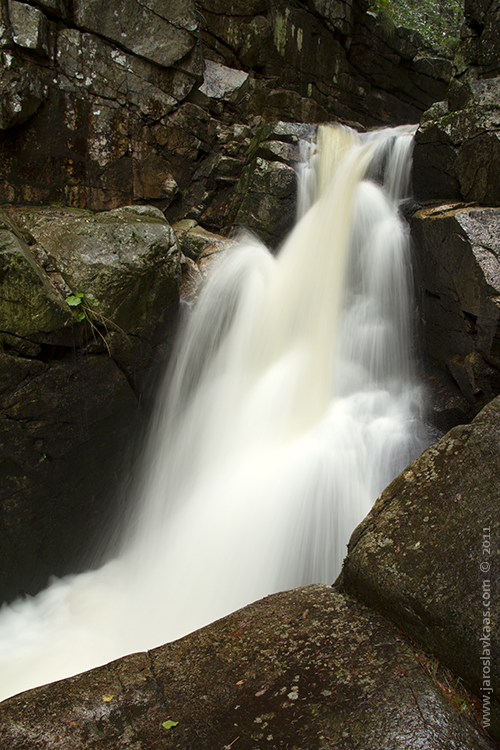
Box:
[413,77,500,204]
[0,585,494,749]
[338,395,500,739]
[0,202,184,603]
[73,0,199,70]
[6,205,181,335]
[173,219,234,302]
[0,349,45,394]
[196,234,234,282]
[227,121,315,248]
[9,0,56,59]
[173,219,230,260]
[232,157,297,249]
[411,203,500,409]
[179,253,202,304]
[0,49,47,129]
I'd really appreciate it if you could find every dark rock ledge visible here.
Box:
[0,584,495,749]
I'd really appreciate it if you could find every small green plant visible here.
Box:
[66,292,86,322]
[65,292,111,354]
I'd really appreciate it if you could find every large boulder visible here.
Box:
[232,157,297,249]
[0,585,494,749]
[412,203,500,415]
[338,395,500,739]
[413,77,500,204]
[6,204,181,335]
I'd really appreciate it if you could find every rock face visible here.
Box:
[200,0,451,126]
[0,210,71,336]
[338,395,500,739]
[0,0,452,213]
[459,0,500,78]
[0,584,494,749]
[228,122,316,248]
[0,205,181,602]
[73,0,199,69]
[413,77,500,205]
[412,203,500,422]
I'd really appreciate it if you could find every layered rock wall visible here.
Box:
[0,0,452,218]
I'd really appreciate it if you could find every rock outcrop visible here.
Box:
[412,202,500,425]
[458,0,500,79]
[413,77,500,205]
[0,584,494,749]
[338,394,500,739]
[0,205,181,602]
[229,121,316,248]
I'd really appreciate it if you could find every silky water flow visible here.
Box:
[0,124,427,700]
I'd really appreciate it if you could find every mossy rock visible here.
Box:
[7,205,182,335]
[0,212,72,337]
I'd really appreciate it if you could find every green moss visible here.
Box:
[370,0,464,53]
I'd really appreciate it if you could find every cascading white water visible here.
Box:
[0,124,427,701]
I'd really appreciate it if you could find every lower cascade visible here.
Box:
[0,125,427,701]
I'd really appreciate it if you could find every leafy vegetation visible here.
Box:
[65,292,86,322]
[370,0,464,53]
[65,292,112,354]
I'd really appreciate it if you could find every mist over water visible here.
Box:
[0,125,427,701]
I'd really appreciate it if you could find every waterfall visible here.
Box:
[0,124,426,701]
